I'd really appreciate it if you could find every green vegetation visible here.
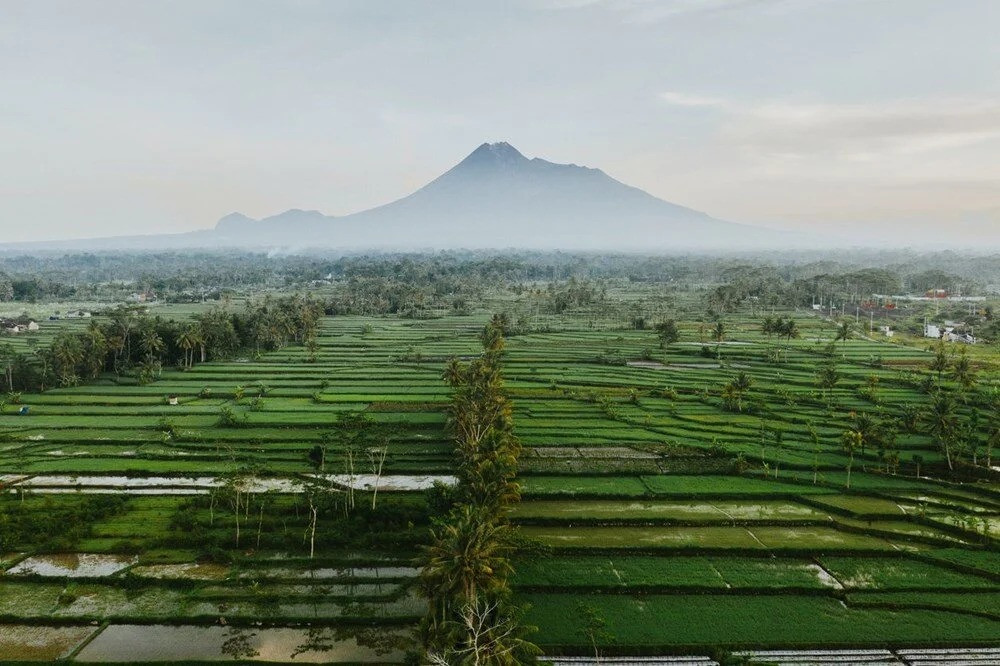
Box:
[419,315,539,664]
[1,250,999,662]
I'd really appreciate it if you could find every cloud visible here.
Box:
[659,92,1000,161]
[736,98,1000,160]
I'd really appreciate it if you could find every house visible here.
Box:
[2,319,40,334]
[64,310,92,319]
[925,322,977,344]
[947,331,977,344]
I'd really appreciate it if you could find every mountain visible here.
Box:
[3,142,809,252]
[215,209,330,237]
[212,141,796,250]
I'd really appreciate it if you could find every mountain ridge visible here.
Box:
[3,142,815,251]
[210,141,781,250]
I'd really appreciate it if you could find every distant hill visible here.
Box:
[213,141,798,250]
[3,142,812,252]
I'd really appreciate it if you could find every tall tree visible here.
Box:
[923,391,959,471]
[654,320,680,348]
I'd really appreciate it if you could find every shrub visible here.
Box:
[217,406,246,428]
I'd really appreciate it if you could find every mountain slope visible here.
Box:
[216,142,787,249]
[1,142,806,251]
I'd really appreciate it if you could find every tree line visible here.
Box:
[0,295,322,392]
[419,314,539,665]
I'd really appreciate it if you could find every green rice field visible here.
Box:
[1,305,998,661]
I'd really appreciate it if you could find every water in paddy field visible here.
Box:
[73,624,410,662]
[8,474,456,494]
[0,625,98,661]
[6,553,136,577]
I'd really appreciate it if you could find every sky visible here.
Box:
[1,0,998,244]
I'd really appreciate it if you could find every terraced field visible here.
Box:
[1,310,998,661]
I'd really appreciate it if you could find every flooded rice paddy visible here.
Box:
[5,474,455,494]
[0,625,98,661]
[74,624,411,662]
[7,553,137,577]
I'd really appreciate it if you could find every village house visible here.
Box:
[1,319,39,334]
[924,322,977,344]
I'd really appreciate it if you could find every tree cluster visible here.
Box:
[0,295,322,391]
[420,315,538,665]
[761,316,800,340]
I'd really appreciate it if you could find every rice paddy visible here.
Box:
[1,306,998,661]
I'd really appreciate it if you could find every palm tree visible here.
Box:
[951,349,974,388]
[82,322,108,379]
[852,411,877,458]
[924,391,959,470]
[929,341,950,382]
[443,358,465,387]
[0,343,15,392]
[51,333,84,386]
[841,429,862,489]
[721,371,753,413]
[140,327,165,361]
[761,316,776,340]
[712,321,726,343]
[420,504,513,630]
[137,327,165,384]
[834,321,852,346]
[176,327,196,369]
[732,371,753,393]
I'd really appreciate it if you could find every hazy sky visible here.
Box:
[2,0,998,244]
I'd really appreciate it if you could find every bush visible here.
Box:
[217,406,246,428]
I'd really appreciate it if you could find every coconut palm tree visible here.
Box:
[834,321,852,346]
[0,343,15,391]
[782,319,800,341]
[723,371,754,413]
[140,327,164,362]
[50,333,84,386]
[951,348,974,388]
[81,322,108,379]
[924,391,959,470]
[420,504,513,630]
[176,325,201,369]
[928,341,950,383]
[841,429,862,489]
